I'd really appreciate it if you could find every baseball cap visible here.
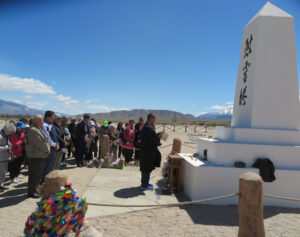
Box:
[16,121,26,129]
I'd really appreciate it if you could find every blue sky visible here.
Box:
[0,0,299,115]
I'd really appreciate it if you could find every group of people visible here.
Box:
[0,111,163,198]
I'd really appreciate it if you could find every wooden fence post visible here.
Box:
[173,124,176,132]
[185,126,187,133]
[238,172,265,237]
[194,125,196,132]
[100,135,109,160]
[172,138,181,153]
[40,170,68,199]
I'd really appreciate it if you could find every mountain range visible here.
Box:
[0,99,44,115]
[79,109,233,120]
[0,99,232,120]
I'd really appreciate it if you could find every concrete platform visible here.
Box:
[83,168,180,218]
[180,154,300,208]
[198,137,300,169]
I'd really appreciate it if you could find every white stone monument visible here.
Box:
[181,2,300,207]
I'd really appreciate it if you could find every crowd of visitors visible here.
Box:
[0,111,162,197]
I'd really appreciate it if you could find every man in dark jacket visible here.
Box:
[75,114,90,167]
[68,118,76,157]
[140,113,162,190]
[135,117,144,131]
[53,114,67,170]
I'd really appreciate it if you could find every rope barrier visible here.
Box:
[182,144,197,149]
[86,193,300,209]
[86,193,239,208]
[108,141,173,151]
[263,194,300,202]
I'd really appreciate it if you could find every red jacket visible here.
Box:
[9,132,26,157]
[122,129,134,149]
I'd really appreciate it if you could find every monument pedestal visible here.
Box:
[181,154,300,208]
[182,2,300,208]
[198,129,300,169]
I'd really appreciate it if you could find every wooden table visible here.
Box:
[168,154,184,190]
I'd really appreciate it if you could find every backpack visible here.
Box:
[252,158,276,182]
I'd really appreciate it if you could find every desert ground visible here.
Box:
[1,120,300,237]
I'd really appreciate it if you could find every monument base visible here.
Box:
[180,154,300,208]
[197,133,300,169]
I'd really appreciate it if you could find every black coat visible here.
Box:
[75,121,88,147]
[68,122,76,138]
[53,123,65,150]
[140,123,161,173]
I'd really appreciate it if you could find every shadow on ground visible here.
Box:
[114,187,146,198]
[0,187,28,208]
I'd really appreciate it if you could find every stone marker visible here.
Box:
[172,138,182,153]
[39,170,68,199]
[238,172,265,237]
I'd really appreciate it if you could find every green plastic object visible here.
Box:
[103,120,108,127]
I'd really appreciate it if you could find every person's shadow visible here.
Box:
[114,187,145,199]
[0,187,28,208]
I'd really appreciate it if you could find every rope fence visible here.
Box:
[86,193,239,208]
[263,194,300,202]
[155,124,207,133]
[108,141,173,151]
[86,193,300,208]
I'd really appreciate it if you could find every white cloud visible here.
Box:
[111,107,129,111]
[52,94,79,105]
[9,99,22,104]
[208,104,233,115]
[196,112,208,116]
[87,105,110,111]
[87,104,128,112]
[0,73,55,94]
[26,101,48,109]
[209,105,232,110]
[24,95,33,99]
[226,101,234,105]
[85,99,99,104]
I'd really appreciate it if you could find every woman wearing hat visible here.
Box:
[9,121,26,183]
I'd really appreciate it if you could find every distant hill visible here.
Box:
[0,99,69,116]
[78,109,196,121]
[0,99,43,115]
[198,108,233,119]
[0,99,232,121]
